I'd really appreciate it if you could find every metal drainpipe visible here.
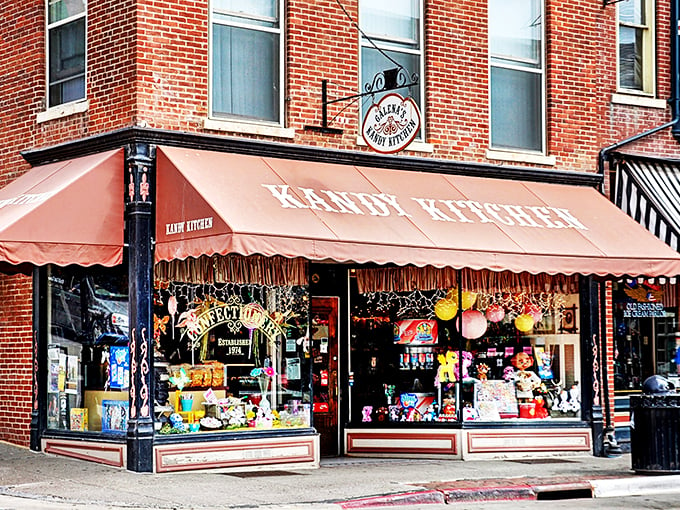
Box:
[597,0,680,457]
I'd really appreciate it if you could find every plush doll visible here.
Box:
[532,396,550,419]
[477,363,490,381]
[511,352,541,400]
[362,406,373,422]
[437,351,458,383]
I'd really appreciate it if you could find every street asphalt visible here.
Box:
[1,441,680,509]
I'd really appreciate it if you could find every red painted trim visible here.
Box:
[466,430,591,453]
[43,439,125,467]
[154,437,317,473]
[346,431,458,455]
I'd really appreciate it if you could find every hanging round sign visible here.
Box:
[362,93,421,154]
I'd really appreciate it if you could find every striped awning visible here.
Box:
[614,154,680,252]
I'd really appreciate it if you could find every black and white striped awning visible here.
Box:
[614,154,680,252]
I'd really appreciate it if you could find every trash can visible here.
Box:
[630,375,680,474]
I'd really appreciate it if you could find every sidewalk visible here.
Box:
[0,441,678,509]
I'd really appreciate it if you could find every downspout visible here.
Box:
[597,0,680,457]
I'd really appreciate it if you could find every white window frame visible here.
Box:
[45,0,87,110]
[488,0,546,155]
[208,0,285,126]
[358,0,425,140]
[616,0,655,96]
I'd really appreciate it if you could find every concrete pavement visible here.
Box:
[0,441,679,509]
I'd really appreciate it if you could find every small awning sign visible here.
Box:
[362,93,421,154]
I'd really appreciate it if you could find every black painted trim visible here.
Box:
[21,127,602,187]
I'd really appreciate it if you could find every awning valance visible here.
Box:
[0,150,124,267]
[156,146,680,278]
[614,154,680,252]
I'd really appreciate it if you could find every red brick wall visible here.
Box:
[0,274,33,447]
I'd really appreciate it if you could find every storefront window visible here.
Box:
[613,280,679,392]
[153,280,311,434]
[349,270,581,424]
[46,265,129,433]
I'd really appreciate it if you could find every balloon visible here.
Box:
[523,303,543,323]
[435,298,458,321]
[515,313,535,332]
[459,310,487,339]
[461,291,478,310]
[485,304,505,323]
[443,288,477,310]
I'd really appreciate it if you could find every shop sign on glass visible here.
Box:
[362,93,421,154]
[623,302,666,318]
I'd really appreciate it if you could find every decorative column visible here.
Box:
[579,275,604,457]
[125,143,155,472]
[30,267,45,451]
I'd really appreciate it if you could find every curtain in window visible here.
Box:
[212,25,279,122]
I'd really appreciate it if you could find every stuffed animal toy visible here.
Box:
[477,363,490,381]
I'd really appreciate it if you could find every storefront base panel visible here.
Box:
[344,428,592,461]
[462,427,592,460]
[345,429,461,458]
[154,434,320,473]
[42,438,126,468]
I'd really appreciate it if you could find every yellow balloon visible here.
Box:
[461,291,477,310]
[435,298,458,321]
[514,313,535,332]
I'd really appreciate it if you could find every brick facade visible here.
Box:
[1,0,679,449]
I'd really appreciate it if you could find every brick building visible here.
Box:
[1,0,680,472]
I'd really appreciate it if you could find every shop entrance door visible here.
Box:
[311,297,340,456]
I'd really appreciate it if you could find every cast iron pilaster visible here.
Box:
[125,143,155,472]
[30,267,45,451]
[579,275,604,457]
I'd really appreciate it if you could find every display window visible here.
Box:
[152,279,311,434]
[613,280,680,392]
[46,265,129,433]
[349,268,582,424]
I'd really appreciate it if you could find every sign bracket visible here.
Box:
[304,68,419,134]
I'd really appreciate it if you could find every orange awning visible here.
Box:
[0,150,124,267]
[155,146,680,277]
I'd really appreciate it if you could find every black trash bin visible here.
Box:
[630,375,680,474]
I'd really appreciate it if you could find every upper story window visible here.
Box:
[47,0,86,108]
[359,0,423,137]
[210,0,283,123]
[618,0,655,94]
[489,0,545,153]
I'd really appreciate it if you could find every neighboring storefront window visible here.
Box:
[613,280,679,391]
[153,280,311,434]
[47,265,129,433]
[349,269,581,424]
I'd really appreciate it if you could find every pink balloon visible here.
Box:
[168,295,178,316]
[458,310,488,339]
[486,304,505,323]
[523,303,543,323]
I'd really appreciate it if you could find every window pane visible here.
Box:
[48,17,85,105]
[212,24,279,121]
[489,0,542,66]
[490,66,542,151]
[360,0,420,44]
[155,282,311,435]
[619,0,644,25]
[619,26,643,89]
[48,0,85,24]
[47,265,129,433]
[361,47,421,130]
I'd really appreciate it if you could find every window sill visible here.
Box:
[203,118,295,139]
[36,100,89,123]
[355,136,434,153]
[611,93,667,109]
[486,149,556,166]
